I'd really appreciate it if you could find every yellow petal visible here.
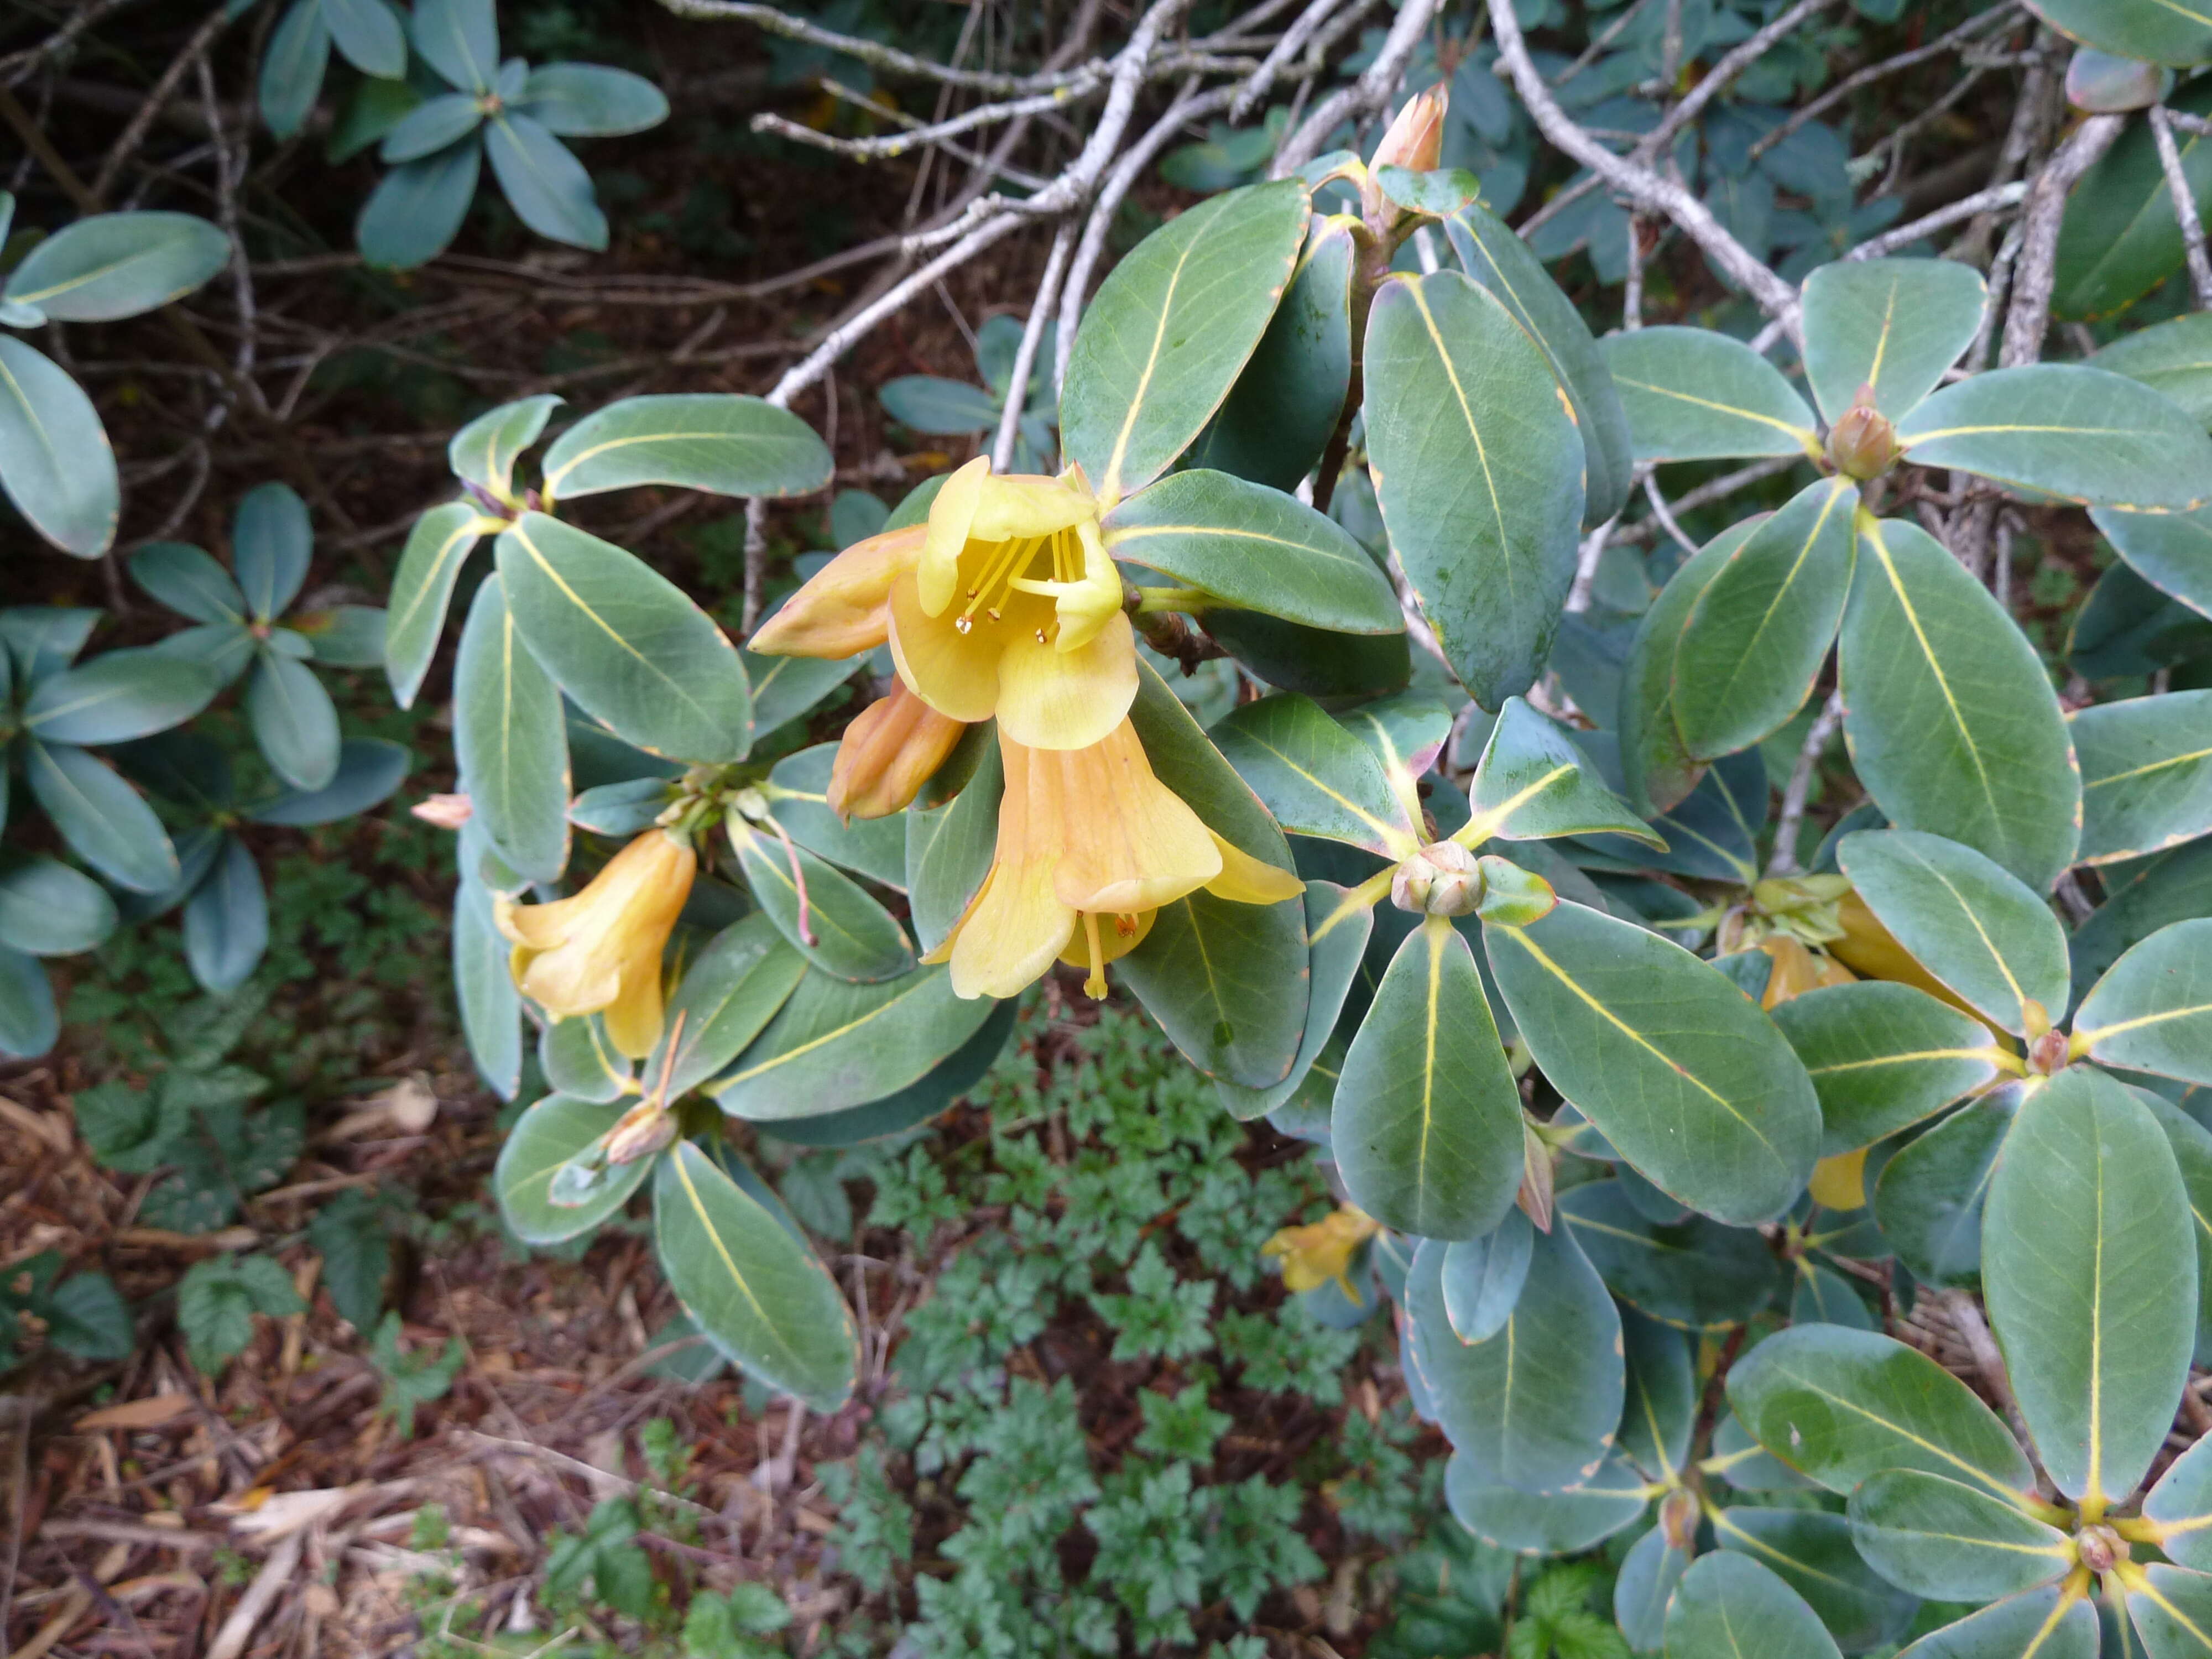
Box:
[1809,1147,1869,1211]
[1204,833,1305,905]
[969,471,1091,543]
[919,456,989,617]
[888,569,1006,724]
[1052,518,1126,653]
[520,940,624,1019]
[995,610,1138,749]
[1042,721,1219,914]
[602,954,667,1059]
[940,734,1076,997]
[747,525,921,658]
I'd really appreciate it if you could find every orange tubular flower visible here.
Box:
[926,720,1303,1000]
[828,683,969,821]
[495,829,695,1058]
[746,523,922,659]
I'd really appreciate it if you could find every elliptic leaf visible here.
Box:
[1363,269,1584,709]
[1983,1065,2195,1506]
[2054,84,2212,317]
[453,575,570,883]
[23,649,217,745]
[1558,1180,1778,1331]
[1620,1310,1698,1478]
[248,737,410,825]
[497,512,752,763]
[2075,691,2212,864]
[1616,1524,1693,1654]
[905,740,1000,955]
[410,0,499,91]
[322,0,408,76]
[1211,692,1417,855]
[182,836,268,993]
[1847,1469,2073,1601]
[744,648,863,746]
[1800,258,1989,424]
[1839,518,2080,891]
[517,63,670,136]
[711,963,996,1119]
[2075,917,2212,1086]
[1663,1551,1844,1659]
[539,1015,630,1105]
[1458,697,1658,847]
[1872,1087,2021,1289]
[1061,178,1310,503]
[654,1141,858,1410]
[1600,325,1820,462]
[1442,1449,1646,1553]
[495,1094,650,1244]
[0,948,56,1059]
[0,855,116,957]
[1892,1584,2098,1659]
[259,0,330,140]
[246,652,341,792]
[1439,1208,1533,1346]
[1618,518,1754,816]
[484,112,605,251]
[129,541,244,624]
[1708,1507,1917,1651]
[539,394,831,503]
[1332,917,1524,1240]
[2092,312,2212,429]
[761,743,907,889]
[448,393,561,499]
[1773,981,2006,1155]
[2,212,229,322]
[1485,900,1820,1225]
[2029,0,2212,64]
[384,500,488,708]
[2145,1433,2212,1572]
[1214,879,1370,1121]
[649,914,807,1100]
[25,739,177,894]
[454,863,523,1098]
[356,138,482,270]
[0,335,119,556]
[726,816,914,984]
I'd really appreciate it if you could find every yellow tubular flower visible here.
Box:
[827,682,968,820]
[889,455,1136,750]
[745,523,924,659]
[495,829,695,1058]
[1756,932,1856,1010]
[926,720,1302,1000]
[1262,1205,1383,1302]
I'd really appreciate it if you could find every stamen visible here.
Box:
[960,535,1042,625]
[1114,914,1138,937]
[1082,912,1107,999]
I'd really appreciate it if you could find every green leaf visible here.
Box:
[0,947,55,1057]
[711,962,996,1119]
[2075,690,2212,864]
[448,394,561,499]
[1363,269,1585,709]
[518,62,669,136]
[129,541,244,623]
[23,649,217,744]
[2071,841,2212,1003]
[763,743,907,888]
[484,112,605,250]
[1183,218,1354,494]
[1438,1207,1532,1345]
[494,1094,652,1245]
[259,0,330,140]
[1891,1585,2098,1659]
[905,739,1000,956]
[1615,1525,1692,1653]
[1214,879,1370,1121]
[1897,365,2212,510]
[648,914,805,1099]
[1061,178,1310,503]
[1726,1323,2037,1496]
[1709,1507,1917,1652]
[1662,1552,1843,1659]
[384,501,488,709]
[1406,1227,1623,1494]
[0,335,119,556]
[539,394,831,503]
[1618,519,1752,815]
[25,739,176,893]
[0,609,96,681]
[454,576,570,884]
[1799,258,1989,424]
[2075,918,2212,1086]
[1211,692,1418,855]
[2031,0,2212,64]
[726,814,914,984]
[453,859,523,1099]
[1839,517,2080,891]
[1444,200,1634,526]
[653,1141,857,1410]
[1333,917,1524,1240]
[2,212,228,322]
[1202,608,1412,699]
[1459,697,1658,847]
[539,1015,630,1104]
[2145,1431,2212,1571]
[246,652,341,792]
[176,1253,303,1374]
[1559,1177,1778,1331]
[1672,477,1858,760]
[2092,312,2212,429]
[183,836,267,993]
[497,512,752,763]
[1442,1449,1646,1553]
[2143,1094,2212,1369]
[1600,326,1820,462]
[320,0,405,74]
[378,91,484,163]
[756,996,1013,1148]
[297,601,384,665]
[1619,1309,1697,1480]
[1772,982,2005,1155]
[44,1270,133,1360]
[1984,1065,2194,1506]
[307,1189,391,1332]
[1872,1086,2020,1288]
[247,737,409,826]
[744,648,862,744]
[1847,1469,2072,1601]
[1103,469,1401,633]
[1485,900,1820,1225]
[0,855,115,957]
[2056,83,2212,318]
[410,0,498,91]
[1792,1260,1875,1331]
[1837,830,2070,1035]
[2116,1563,2212,1657]
[356,138,481,270]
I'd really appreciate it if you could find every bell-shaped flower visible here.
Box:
[495,828,695,1058]
[745,524,922,659]
[926,719,1302,1000]
[828,682,968,820]
[889,456,1136,750]
[1262,1205,1381,1302]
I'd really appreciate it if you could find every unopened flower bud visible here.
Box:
[830,683,968,820]
[2029,1028,2071,1076]
[1373,84,1448,176]
[2076,1523,2128,1574]
[1392,839,1482,916]
[412,792,473,830]
[1658,1488,1700,1551]
[603,1099,678,1166]
[1827,386,1900,481]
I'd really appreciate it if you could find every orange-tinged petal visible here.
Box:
[748,525,921,658]
[1204,832,1305,905]
[888,568,1006,724]
[919,457,988,616]
[500,830,693,1032]
[947,863,1076,998]
[994,610,1138,749]
[602,954,667,1059]
[827,684,968,820]
[1040,720,1218,914]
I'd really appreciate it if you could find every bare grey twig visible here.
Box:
[2150,105,2212,311]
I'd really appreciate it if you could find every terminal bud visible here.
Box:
[1827,384,1901,481]
[1391,839,1482,916]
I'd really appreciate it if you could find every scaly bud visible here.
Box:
[2075,1524,2128,1574]
[1392,839,1482,916]
[1373,84,1448,176]
[412,792,473,830]
[1827,384,1901,482]
[603,1099,679,1166]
